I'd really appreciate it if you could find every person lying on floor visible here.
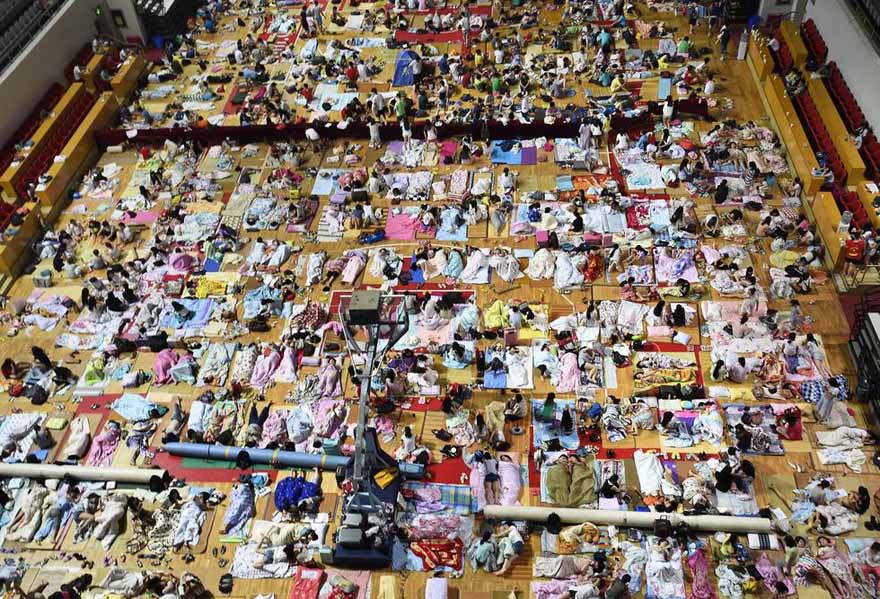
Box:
[221,475,257,536]
[545,453,597,508]
[172,492,209,551]
[493,521,526,575]
[253,535,320,569]
[274,468,323,518]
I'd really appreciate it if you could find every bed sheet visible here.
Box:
[654,249,700,283]
[644,537,686,599]
[310,169,346,196]
[532,399,581,450]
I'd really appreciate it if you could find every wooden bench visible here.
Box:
[82,52,106,94]
[813,191,844,269]
[806,77,866,185]
[779,20,808,67]
[0,83,86,199]
[36,93,119,220]
[856,180,880,229]
[748,35,773,82]
[763,74,823,197]
[0,204,39,277]
[111,53,147,102]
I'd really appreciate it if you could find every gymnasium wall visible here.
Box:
[0,0,98,146]
[759,0,801,19]
[806,0,880,132]
[105,0,146,43]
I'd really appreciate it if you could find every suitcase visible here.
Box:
[336,526,365,549]
[351,189,368,203]
[33,271,52,288]
[342,513,364,527]
[583,232,602,246]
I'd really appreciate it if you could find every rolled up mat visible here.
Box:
[484,505,774,534]
[163,442,425,479]
[0,463,169,490]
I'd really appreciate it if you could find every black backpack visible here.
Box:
[376,401,396,415]
[654,516,673,539]
[248,317,270,333]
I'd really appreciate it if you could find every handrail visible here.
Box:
[841,0,880,58]
[0,0,66,73]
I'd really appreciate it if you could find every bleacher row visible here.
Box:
[768,20,871,229]
[0,83,64,181]
[0,1,54,72]
[768,26,846,186]
[770,27,793,73]
[825,62,866,133]
[0,81,70,232]
[798,18,880,187]
[820,61,880,183]
[65,43,95,85]
[11,91,97,200]
[830,184,870,232]
[800,18,828,64]
[0,0,34,34]
[791,91,848,188]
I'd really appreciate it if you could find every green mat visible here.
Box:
[180,457,272,470]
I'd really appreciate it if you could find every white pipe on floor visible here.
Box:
[484,505,774,534]
[0,463,167,486]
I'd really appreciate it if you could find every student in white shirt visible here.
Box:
[401,118,413,151]
[499,167,515,194]
[367,119,381,148]
[704,74,716,95]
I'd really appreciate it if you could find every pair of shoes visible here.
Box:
[865,516,880,531]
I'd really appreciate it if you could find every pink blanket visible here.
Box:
[497,460,522,505]
[419,320,453,344]
[122,211,159,224]
[469,462,492,512]
[385,211,419,240]
[153,348,178,385]
[85,425,121,467]
[439,140,458,159]
[250,351,282,389]
[702,300,768,321]
[654,250,700,283]
[554,352,580,393]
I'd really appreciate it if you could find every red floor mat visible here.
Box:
[426,455,469,485]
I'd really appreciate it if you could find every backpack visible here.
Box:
[376,401,396,415]
[248,318,270,333]
[432,429,453,442]
[653,516,672,539]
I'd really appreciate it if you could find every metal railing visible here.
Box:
[0,0,64,73]
[842,0,880,57]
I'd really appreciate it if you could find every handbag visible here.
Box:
[376,401,396,415]
[432,429,453,442]
[654,516,672,538]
